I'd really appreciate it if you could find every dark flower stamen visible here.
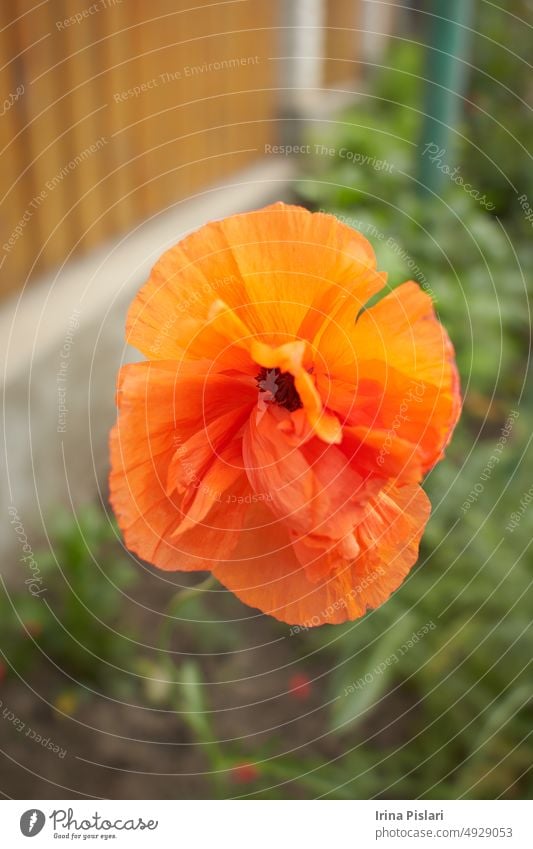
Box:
[256,367,303,412]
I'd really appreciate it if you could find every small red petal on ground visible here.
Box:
[231,762,259,783]
[24,621,42,638]
[289,672,312,700]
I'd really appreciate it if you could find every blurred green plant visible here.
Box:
[0,505,139,692]
[461,0,533,225]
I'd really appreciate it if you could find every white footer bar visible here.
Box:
[1,799,530,848]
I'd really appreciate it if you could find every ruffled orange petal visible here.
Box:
[341,424,425,483]
[217,202,380,340]
[126,203,384,365]
[315,281,461,478]
[243,408,384,586]
[171,440,245,536]
[211,483,430,626]
[109,361,255,570]
[125,223,247,361]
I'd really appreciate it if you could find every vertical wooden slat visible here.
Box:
[325,0,361,85]
[61,2,108,251]
[0,5,31,297]
[16,0,74,271]
[101,1,143,234]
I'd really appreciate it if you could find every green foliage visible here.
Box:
[461,0,533,222]
[0,505,139,690]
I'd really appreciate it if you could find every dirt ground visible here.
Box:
[0,567,347,799]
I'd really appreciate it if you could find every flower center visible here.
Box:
[256,367,303,412]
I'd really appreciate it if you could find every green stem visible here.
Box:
[159,573,218,653]
[158,573,224,796]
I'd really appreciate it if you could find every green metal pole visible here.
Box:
[417,0,475,194]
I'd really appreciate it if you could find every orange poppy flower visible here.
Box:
[110,202,460,626]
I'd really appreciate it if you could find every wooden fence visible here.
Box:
[0,0,365,300]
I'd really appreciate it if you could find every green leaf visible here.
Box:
[330,613,419,733]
